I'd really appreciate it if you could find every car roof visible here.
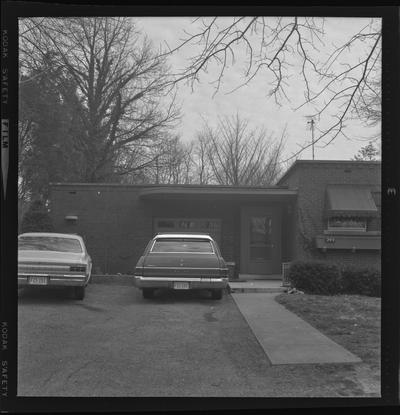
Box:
[154,233,214,240]
[18,232,83,241]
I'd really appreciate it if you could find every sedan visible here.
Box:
[134,233,229,300]
[18,232,92,300]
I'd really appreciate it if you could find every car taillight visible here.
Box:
[219,267,228,277]
[70,265,86,272]
[134,266,143,276]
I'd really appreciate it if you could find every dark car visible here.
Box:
[134,233,229,300]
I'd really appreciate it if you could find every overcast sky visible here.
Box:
[135,16,381,162]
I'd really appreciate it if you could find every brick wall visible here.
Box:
[49,185,240,274]
[49,183,294,276]
[50,185,154,274]
[278,161,381,270]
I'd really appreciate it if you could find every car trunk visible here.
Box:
[142,253,221,278]
[18,250,86,275]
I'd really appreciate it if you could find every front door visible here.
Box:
[240,206,281,275]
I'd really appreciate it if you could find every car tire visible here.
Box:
[211,289,223,300]
[74,286,85,300]
[142,288,154,299]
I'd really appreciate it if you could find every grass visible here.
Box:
[274,293,381,369]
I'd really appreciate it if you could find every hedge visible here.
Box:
[340,265,381,297]
[287,260,381,297]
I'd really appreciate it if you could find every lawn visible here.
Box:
[275,293,381,396]
[274,293,381,370]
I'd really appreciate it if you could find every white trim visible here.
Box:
[154,233,214,240]
[149,252,216,255]
[150,241,215,254]
[143,267,221,270]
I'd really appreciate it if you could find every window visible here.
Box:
[151,238,214,253]
[18,236,83,253]
[327,217,367,231]
[177,220,196,229]
[157,220,175,228]
[249,216,273,260]
[250,216,272,244]
[154,218,222,244]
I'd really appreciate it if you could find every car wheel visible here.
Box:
[74,286,85,300]
[211,289,222,300]
[142,288,154,299]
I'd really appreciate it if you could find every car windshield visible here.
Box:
[18,236,83,253]
[151,238,214,253]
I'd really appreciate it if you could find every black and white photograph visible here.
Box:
[1,3,399,412]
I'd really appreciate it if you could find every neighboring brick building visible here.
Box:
[49,160,381,278]
[277,160,381,270]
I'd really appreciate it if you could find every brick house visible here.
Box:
[49,160,381,279]
[277,160,381,271]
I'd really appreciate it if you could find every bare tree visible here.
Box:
[151,136,193,184]
[120,134,193,184]
[355,78,381,129]
[191,132,214,185]
[166,17,381,161]
[19,17,180,182]
[352,141,380,161]
[196,114,285,186]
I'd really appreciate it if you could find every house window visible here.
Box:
[154,218,222,245]
[327,217,367,231]
[249,216,273,260]
[178,220,197,229]
[157,220,175,228]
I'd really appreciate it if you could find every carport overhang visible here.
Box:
[139,186,298,203]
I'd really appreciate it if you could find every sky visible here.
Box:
[135,16,381,163]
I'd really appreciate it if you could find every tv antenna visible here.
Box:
[306,116,316,160]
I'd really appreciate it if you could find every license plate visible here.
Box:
[173,282,189,290]
[28,276,48,285]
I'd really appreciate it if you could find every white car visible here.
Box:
[18,232,92,300]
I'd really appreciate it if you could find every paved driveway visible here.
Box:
[18,283,374,397]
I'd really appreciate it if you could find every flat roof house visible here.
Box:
[49,160,381,279]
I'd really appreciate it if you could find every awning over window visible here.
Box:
[325,185,378,217]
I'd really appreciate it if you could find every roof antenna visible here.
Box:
[306,116,316,160]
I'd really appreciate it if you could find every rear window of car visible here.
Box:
[150,238,214,253]
[18,236,83,253]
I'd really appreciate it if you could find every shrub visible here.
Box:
[340,266,381,297]
[20,200,53,233]
[287,261,342,295]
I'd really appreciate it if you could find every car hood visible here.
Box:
[18,250,87,265]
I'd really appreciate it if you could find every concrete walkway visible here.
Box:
[231,293,362,365]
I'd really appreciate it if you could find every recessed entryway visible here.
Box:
[240,206,282,276]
